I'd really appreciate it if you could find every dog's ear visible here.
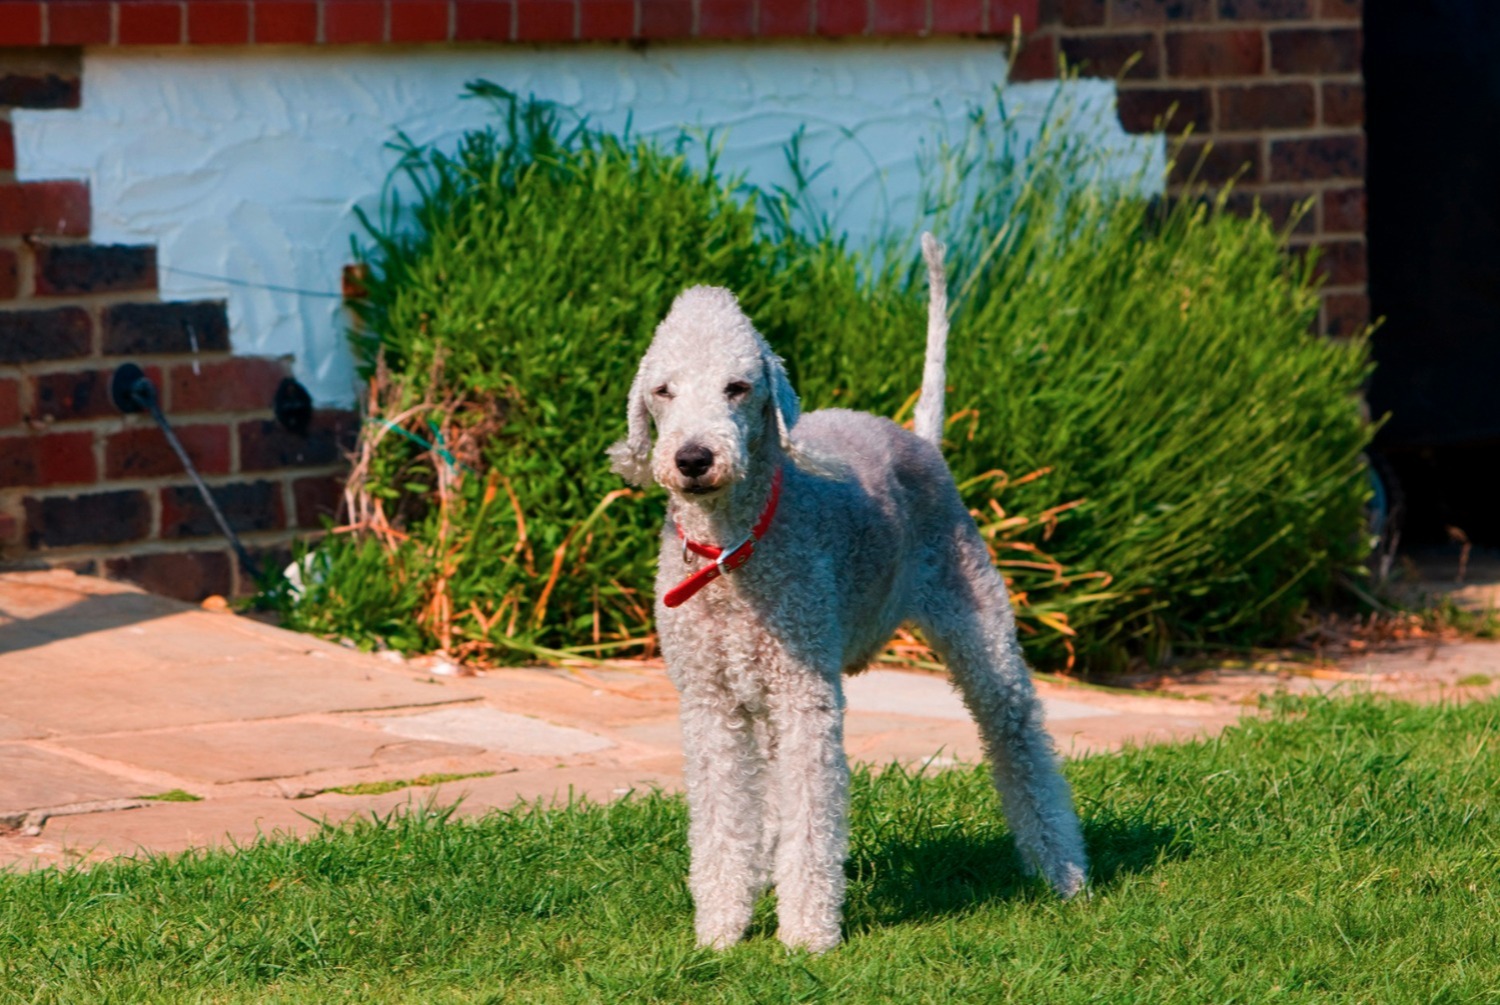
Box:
[607,365,654,486]
[763,349,801,452]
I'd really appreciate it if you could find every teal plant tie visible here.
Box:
[366,416,469,473]
[427,419,461,471]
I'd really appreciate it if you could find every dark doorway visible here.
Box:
[1365,0,1500,544]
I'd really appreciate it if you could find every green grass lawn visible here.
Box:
[3,695,1497,1003]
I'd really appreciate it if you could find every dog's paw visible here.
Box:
[776,924,842,954]
[695,916,749,951]
[696,933,743,951]
[1050,862,1089,900]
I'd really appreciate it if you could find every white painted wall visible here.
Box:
[15,43,1161,406]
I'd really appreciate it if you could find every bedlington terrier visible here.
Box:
[608,234,1088,953]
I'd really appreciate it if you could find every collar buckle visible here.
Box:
[664,466,783,608]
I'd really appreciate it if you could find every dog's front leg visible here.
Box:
[767,666,849,953]
[678,683,769,949]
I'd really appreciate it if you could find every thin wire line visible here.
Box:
[158,265,345,299]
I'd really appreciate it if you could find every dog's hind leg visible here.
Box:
[915,534,1088,899]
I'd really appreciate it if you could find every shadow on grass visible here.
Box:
[840,810,1190,931]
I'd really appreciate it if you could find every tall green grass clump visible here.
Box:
[778,101,1377,665]
[275,82,1373,671]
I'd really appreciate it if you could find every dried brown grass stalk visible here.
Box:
[872,468,1112,675]
[339,353,506,655]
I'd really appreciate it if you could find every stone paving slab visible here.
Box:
[0,572,160,626]
[0,746,143,813]
[0,766,693,871]
[3,569,1499,873]
[845,669,1119,722]
[0,715,49,742]
[452,667,680,731]
[1344,641,1500,681]
[10,655,468,735]
[0,577,477,735]
[844,714,986,765]
[0,797,319,870]
[1400,547,1500,613]
[0,654,473,736]
[61,720,485,785]
[372,706,617,756]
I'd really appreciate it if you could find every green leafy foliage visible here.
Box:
[269,83,1373,671]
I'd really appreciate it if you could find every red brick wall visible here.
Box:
[1,0,1368,600]
[0,0,1037,45]
[0,50,353,600]
[1014,0,1366,335]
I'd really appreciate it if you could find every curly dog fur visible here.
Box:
[609,235,1087,952]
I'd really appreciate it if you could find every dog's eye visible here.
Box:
[653,385,674,399]
[725,381,751,400]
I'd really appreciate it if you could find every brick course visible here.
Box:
[0,51,351,601]
[238,411,357,472]
[292,473,345,527]
[189,2,254,44]
[167,357,294,414]
[1060,32,1161,78]
[103,550,234,600]
[1269,133,1363,182]
[0,430,97,488]
[159,480,287,539]
[1217,0,1308,17]
[1110,0,1215,25]
[1165,28,1264,77]
[1020,0,1367,335]
[255,1,321,43]
[1,0,1367,595]
[0,73,80,108]
[0,379,20,428]
[1322,80,1362,126]
[1170,137,1263,184]
[1217,82,1315,131]
[0,5,44,47]
[392,2,455,41]
[0,180,91,237]
[32,365,165,423]
[1115,86,1212,133]
[102,301,232,356]
[49,2,115,45]
[24,490,153,549]
[1269,26,1359,74]
[0,307,94,364]
[118,3,188,45]
[33,243,158,297]
[1321,185,1364,234]
[0,0,1038,45]
[0,248,17,300]
[104,424,233,480]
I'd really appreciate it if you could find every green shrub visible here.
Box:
[272,83,1373,672]
[775,104,1376,666]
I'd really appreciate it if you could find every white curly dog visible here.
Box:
[609,235,1087,952]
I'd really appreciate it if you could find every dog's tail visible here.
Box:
[912,231,949,448]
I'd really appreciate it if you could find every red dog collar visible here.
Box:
[663,466,783,608]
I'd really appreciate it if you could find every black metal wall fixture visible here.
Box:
[274,377,313,435]
[109,362,262,580]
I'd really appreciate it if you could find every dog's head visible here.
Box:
[607,286,799,499]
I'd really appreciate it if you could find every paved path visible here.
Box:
[2,570,1497,871]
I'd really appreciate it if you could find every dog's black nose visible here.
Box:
[675,443,714,478]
